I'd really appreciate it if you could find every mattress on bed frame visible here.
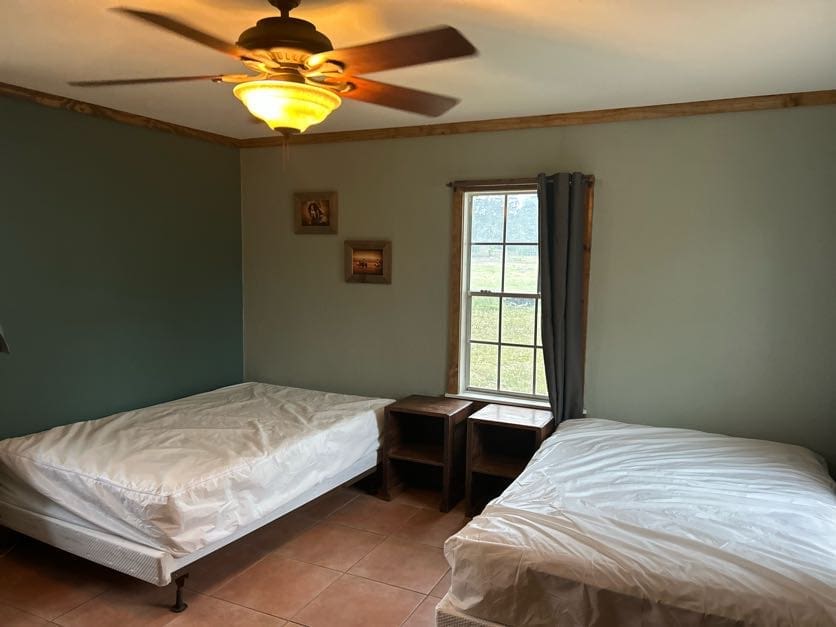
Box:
[444,418,836,627]
[0,452,377,586]
[0,382,393,559]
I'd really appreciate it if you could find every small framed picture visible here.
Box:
[344,240,392,284]
[294,192,338,234]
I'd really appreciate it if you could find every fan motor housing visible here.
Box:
[237,17,333,54]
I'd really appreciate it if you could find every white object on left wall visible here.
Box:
[0,323,9,354]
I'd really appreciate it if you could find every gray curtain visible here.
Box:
[538,172,589,424]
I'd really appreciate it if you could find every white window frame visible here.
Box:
[455,184,548,405]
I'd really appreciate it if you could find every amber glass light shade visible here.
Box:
[233,80,341,133]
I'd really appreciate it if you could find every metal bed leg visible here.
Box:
[170,573,189,613]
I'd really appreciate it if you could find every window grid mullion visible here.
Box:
[497,193,510,392]
[468,386,547,401]
[533,298,539,395]
[466,242,537,246]
[495,298,503,391]
[470,339,538,349]
[469,291,540,299]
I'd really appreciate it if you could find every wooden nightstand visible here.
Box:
[466,404,554,516]
[380,395,473,512]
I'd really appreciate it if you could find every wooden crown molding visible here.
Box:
[2,81,834,149]
[246,89,836,147]
[0,82,240,148]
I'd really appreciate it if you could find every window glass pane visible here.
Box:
[499,346,534,395]
[535,348,548,396]
[536,301,542,347]
[506,193,538,243]
[470,296,499,342]
[462,188,550,401]
[504,245,538,293]
[469,343,498,389]
[501,297,536,345]
[470,245,502,292]
[471,194,504,243]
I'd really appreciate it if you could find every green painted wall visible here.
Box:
[0,97,243,438]
[241,105,836,469]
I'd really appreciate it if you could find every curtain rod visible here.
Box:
[448,175,595,189]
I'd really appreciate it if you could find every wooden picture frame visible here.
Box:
[294,191,338,234]
[344,240,392,284]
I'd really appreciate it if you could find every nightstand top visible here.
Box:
[388,395,472,417]
[469,403,553,429]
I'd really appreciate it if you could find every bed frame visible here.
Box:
[0,453,378,612]
[435,594,503,627]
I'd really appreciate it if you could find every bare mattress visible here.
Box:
[0,382,392,557]
[444,418,836,627]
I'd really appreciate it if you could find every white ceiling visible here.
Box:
[2,1,835,138]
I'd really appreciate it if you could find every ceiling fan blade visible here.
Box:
[342,77,459,117]
[316,26,476,76]
[69,75,225,87]
[112,7,259,61]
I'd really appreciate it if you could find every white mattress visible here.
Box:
[0,382,392,557]
[444,418,836,627]
[0,452,377,585]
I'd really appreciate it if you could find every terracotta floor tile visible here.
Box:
[348,537,449,594]
[213,555,339,619]
[403,596,439,627]
[298,488,359,520]
[451,500,469,515]
[276,522,384,571]
[393,508,469,548]
[187,507,326,594]
[168,593,285,626]
[292,574,423,627]
[390,487,443,510]
[0,526,21,554]
[238,511,319,554]
[429,569,451,598]
[0,542,109,620]
[53,579,178,627]
[55,575,290,627]
[325,495,419,535]
[185,541,269,595]
[0,602,53,627]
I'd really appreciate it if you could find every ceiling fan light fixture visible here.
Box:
[233,79,340,133]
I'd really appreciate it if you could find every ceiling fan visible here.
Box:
[70,0,478,135]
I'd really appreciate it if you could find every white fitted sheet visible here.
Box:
[0,382,392,557]
[444,418,836,627]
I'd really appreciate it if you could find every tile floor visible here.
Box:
[0,486,468,627]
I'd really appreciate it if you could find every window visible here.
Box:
[450,182,547,402]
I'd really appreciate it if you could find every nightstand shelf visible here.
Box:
[466,403,554,516]
[389,443,444,466]
[471,454,527,479]
[381,395,473,512]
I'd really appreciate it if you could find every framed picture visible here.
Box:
[344,240,392,284]
[294,191,338,234]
